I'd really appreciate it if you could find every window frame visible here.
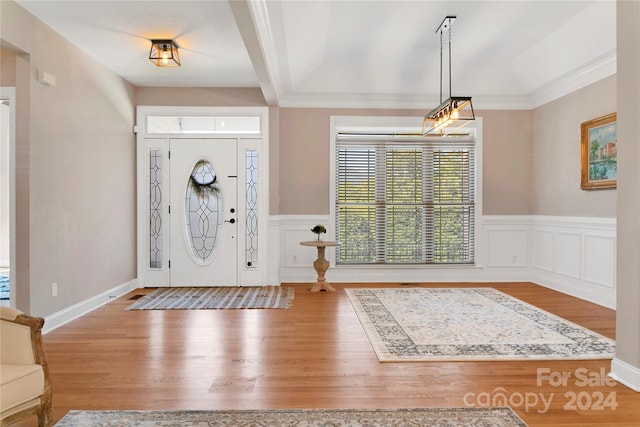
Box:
[329,115,483,268]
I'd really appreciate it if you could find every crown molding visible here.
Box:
[278,92,437,110]
[528,50,616,109]
[277,92,535,111]
[276,49,615,111]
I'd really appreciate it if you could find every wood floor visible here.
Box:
[15,282,640,426]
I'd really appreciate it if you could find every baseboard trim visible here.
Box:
[280,266,530,284]
[43,279,137,334]
[610,357,640,392]
[530,273,616,309]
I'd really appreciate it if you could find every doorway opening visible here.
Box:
[1,87,16,307]
[136,106,269,288]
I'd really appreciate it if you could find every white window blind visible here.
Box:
[335,136,475,265]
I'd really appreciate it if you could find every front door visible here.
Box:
[169,138,237,286]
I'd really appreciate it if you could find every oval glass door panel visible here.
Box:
[185,159,222,264]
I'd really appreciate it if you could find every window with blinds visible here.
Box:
[335,137,475,265]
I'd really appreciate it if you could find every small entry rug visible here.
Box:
[345,288,615,362]
[54,407,527,426]
[126,286,294,310]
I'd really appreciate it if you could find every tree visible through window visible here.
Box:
[335,138,475,265]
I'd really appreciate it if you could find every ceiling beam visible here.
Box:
[228,0,279,106]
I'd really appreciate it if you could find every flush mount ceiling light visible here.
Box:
[423,16,474,136]
[149,39,181,67]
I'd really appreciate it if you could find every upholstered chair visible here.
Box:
[0,307,53,427]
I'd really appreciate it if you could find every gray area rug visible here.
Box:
[55,408,527,426]
[345,287,615,361]
[126,286,294,310]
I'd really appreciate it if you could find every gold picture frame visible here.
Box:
[581,113,617,190]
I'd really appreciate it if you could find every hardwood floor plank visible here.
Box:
[11,283,640,426]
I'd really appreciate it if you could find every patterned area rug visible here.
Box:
[54,408,527,426]
[345,288,615,361]
[126,286,294,310]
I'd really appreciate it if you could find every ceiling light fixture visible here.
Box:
[149,39,181,67]
[422,16,474,136]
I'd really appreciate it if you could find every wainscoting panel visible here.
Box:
[266,218,282,285]
[555,232,582,279]
[533,230,555,272]
[284,229,322,268]
[530,216,616,308]
[277,215,331,283]
[485,229,528,267]
[278,215,530,285]
[274,214,616,308]
[583,235,616,288]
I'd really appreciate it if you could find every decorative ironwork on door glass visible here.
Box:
[245,150,258,268]
[185,159,222,264]
[149,150,162,269]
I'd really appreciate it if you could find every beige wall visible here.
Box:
[268,106,280,214]
[480,110,533,215]
[1,48,17,86]
[279,108,333,215]
[1,0,137,316]
[14,51,31,311]
[135,87,265,107]
[278,107,533,215]
[615,0,640,376]
[531,75,617,217]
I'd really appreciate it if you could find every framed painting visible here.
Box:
[581,113,617,190]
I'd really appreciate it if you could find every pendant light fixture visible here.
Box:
[422,16,474,135]
[149,39,181,67]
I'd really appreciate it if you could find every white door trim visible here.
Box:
[1,87,16,307]
[135,106,270,287]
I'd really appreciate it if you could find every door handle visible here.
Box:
[225,218,236,224]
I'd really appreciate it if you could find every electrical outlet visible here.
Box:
[51,282,58,297]
[512,255,518,264]
[292,255,297,264]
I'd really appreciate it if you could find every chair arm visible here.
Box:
[0,307,52,427]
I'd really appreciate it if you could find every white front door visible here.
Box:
[169,138,238,286]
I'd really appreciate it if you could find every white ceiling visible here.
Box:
[15,0,616,110]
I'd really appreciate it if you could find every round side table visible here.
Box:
[299,240,340,292]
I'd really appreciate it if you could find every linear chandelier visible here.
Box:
[149,39,181,67]
[422,16,475,136]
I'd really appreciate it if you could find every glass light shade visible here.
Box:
[149,39,181,67]
[422,97,475,136]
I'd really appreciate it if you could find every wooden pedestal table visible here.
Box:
[299,240,340,292]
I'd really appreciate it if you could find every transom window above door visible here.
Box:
[146,116,260,134]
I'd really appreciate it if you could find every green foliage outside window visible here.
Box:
[336,146,474,265]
